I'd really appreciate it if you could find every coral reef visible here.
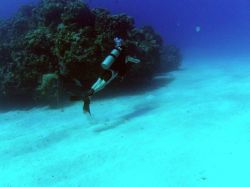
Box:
[159,45,182,72]
[0,0,181,105]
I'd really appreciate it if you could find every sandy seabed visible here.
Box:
[1,57,250,187]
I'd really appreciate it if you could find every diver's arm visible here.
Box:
[118,56,141,80]
[126,56,141,64]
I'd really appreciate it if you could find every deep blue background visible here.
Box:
[1,0,250,58]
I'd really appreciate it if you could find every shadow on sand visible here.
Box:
[0,72,176,113]
[93,99,158,133]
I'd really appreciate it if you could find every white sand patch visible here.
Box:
[1,58,250,187]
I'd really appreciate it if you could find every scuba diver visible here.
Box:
[71,37,141,115]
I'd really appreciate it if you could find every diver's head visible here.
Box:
[114,37,124,48]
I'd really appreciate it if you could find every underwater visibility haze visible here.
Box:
[1,0,250,57]
[0,0,250,187]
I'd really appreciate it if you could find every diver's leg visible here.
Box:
[94,70,118,92]
[83,71,111,99]
[89,70,117,94]
[105,71,118,85]
[83,70,117,114]
[91,78,103,90]
[91,79,107,93]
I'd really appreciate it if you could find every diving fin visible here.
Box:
[83,96,91,115]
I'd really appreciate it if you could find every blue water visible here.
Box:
[1,1,250,186]
[1,0,250,58]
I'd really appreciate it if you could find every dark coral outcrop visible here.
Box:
[0,0,181,105]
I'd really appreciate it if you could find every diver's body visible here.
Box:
[82,37,140,114]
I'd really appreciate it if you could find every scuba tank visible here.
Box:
[101,47,122,70]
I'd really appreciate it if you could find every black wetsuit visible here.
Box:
[100,48,132,81]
